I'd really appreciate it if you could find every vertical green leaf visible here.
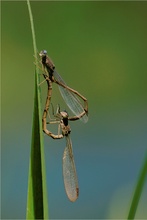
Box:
[128,153,147,220]
[26,0,48,219]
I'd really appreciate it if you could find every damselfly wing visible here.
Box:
[53,69,88,123]
[63,135,79,202]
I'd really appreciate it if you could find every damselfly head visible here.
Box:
[61,110,68,118]
[39,50,47,57]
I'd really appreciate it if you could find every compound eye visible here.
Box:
[43,50,47,54]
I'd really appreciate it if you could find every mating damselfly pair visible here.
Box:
[37,50,88,202]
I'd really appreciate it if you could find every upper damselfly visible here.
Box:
[39,50,88,123]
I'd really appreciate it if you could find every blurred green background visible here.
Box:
[1,1,147,219]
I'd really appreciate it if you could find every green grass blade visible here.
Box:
[128,153,147,220]
[26,0,49,219]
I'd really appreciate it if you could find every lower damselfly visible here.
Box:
[39,50,88,123]
[47,107,79,202]
[42,75,87,201]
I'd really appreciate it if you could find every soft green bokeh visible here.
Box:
[2,1,147,219]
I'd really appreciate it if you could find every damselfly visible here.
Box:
[39,50,88,123]
[46,106,79,202]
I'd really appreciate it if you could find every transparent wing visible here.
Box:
[62,135,79,202]
[53,70,88,123]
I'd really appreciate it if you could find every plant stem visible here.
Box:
[27,0,37,57]
[26,1,49,219]
[128,153,147,219]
